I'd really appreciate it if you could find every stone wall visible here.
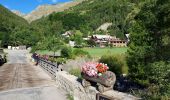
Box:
[35,55,139,100]
[56,71,98,100]
[55,71,139,100]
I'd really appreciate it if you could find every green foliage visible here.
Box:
[0,5,30,47]
[99,54,128,76]
[69,68,82,79]
[54,58,66,64]
[61,46,73,59]
[146,62,170,97]
[73,30,83,46]
[73,48,89,57]
[127,0,170,85]
[33,36,64,54]
[66,93,74,100]
[127,0,170,98]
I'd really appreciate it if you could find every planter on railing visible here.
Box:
[81,62,116,93]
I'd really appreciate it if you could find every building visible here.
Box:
[62,31,74,37]
[90,35,127,47]
[110,38,127,47]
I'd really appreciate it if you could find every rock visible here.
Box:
[96,22,113,31]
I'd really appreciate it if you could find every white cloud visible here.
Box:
[51,0,58,3]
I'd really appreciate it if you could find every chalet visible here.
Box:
[62,31,74,37]
[110,38,127,47]
[90,35,127,47]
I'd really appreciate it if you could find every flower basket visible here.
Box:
[81,62,116,92]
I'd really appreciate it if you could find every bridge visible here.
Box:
[0,50,67,100]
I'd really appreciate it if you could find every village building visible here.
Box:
[62,31,74,37]
[90,35,127,47]
[110,38,127,47]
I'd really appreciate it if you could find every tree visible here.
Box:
[47,35,64,58]
[61,46,72,59]
[74,30,83,46]
[127,0,170,98]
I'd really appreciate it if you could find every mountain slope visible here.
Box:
[12,10,25,17]
[31,0,141,39]
[0,4,29,47]
[0,5,28,30]
[17,1,83,22]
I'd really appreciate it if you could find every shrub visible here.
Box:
[99,54,128,76]
[147,61,170,97]
[54,58,66,65]
[73,48,90,57]
[131,62,170,99]
[61,46,73,59]
[66,93,74,100]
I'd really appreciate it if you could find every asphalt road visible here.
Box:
[0,50,67,100]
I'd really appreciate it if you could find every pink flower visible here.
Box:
[82,62,98,77]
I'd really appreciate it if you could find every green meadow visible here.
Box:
[82,47,128,57]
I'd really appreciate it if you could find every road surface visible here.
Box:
[0,50,67,100]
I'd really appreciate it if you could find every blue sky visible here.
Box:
[0,0,72,14]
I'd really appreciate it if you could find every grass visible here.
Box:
[69,68,82,79]
[82,47,128,57]
[36,50,51,55]
[37,47,128,57]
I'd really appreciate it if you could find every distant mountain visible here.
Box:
[14,1,83,22]
[12,10,25,17]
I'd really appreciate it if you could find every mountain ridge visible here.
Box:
[12,0,84,22]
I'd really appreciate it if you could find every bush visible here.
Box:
[99,54,128,76]
[73,48,90,57]
[147,61,170,97]
[66,93,74,100]
[54,58,66,65]
[131,62,170,99]
[61,46,73,59]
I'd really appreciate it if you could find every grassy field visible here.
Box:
[82,47,128,57]
[37,47,128,57]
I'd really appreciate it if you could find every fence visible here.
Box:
[38,58,62,79]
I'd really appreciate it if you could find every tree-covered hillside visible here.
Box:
[0,5,40,47]
[0,5,28,31]
[31,0,142,39]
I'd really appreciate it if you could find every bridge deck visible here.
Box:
[0,63,54,91]
[0,50,67,100]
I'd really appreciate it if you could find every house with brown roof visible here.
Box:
[90,35,127,47]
